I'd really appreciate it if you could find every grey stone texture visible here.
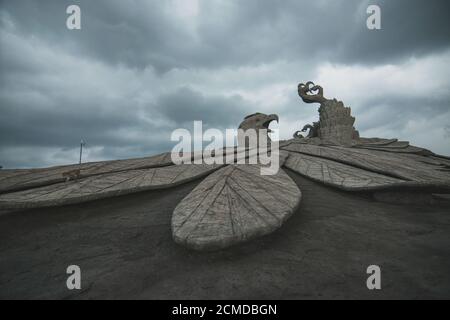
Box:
[0,83,449,252]
[0,152,173,194]
[172,164,301,251]
[0,163,223,209]
[284,151,404,191]
[1,173,449,299]
[281,139,450,191]
[237,112,279,149]
[282,81,450,194]
[298,82,359,145]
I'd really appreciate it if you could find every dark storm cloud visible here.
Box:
[154,87,247,128]
[338,0,450,64]
[0,0,450,168]
[356,96,450,132]
[0,0,188,72]
[2,0,449,72]
[0,96,147,148]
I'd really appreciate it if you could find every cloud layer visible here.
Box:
[1,0,450,168]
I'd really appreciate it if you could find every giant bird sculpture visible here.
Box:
[1,82,449,251]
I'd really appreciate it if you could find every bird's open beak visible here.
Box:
[263,114,279,133]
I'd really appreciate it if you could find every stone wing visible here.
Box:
[171,164,301,251]
[0,155,223,209]
[281,139,450,192]
[0,152,173,194]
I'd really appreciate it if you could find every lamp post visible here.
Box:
[79,139,85,164]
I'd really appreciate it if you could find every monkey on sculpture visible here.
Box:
[62,168,81,182]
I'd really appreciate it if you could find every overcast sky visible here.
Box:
[1,0,449,168]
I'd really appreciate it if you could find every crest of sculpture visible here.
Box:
[1,82,449,251]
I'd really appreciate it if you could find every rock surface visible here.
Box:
[298,82,359,145]
[281,140,450,191]
[0,152,173,193]
[172,165,301,250]
[285,152,404,191]
[1,173,449,299]
[0,164,223,209]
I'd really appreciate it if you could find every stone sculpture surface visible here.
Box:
[172,164,301,251]
[1,83,449,251]
[298,81,359,145]
[238,112,278,148]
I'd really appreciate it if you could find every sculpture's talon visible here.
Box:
[297,81,357,144]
